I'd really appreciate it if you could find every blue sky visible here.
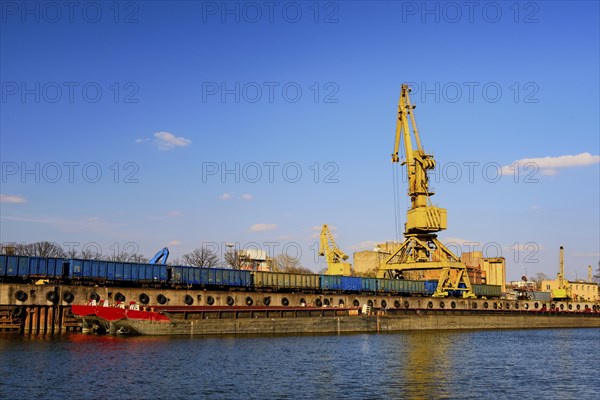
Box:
[1,1,598,281]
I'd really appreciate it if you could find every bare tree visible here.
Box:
[273,254,312,274]
[532,272,549,290]
[80,248,103,260]
[224,250,242,270]
[65,248,78,258]
[127,253,150,263]
[10,241,66,257]
[182,247,219,268]
[102,252,148,263]
[594,260,600,283]
[167,257,181,266]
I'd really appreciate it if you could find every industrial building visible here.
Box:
[353,247,506,292]
[541,279,599,302]
[238,249,271,271]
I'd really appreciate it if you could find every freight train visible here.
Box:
[0,254,502,301]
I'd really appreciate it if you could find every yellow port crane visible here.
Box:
[552,246,571,300]
[377,84,475,298]
[320,224,352,276]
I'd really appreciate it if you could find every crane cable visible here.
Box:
[392,137,406,242]
[392,164,400,242]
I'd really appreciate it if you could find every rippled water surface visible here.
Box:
[1,329,599,399]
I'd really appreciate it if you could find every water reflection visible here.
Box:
[1,329,598,399]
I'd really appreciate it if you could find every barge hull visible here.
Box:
[115,311,600,336]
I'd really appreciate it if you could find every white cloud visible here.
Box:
[167,211,183,217]
[0,194,26,204]
[135,138,150,143]
[153,131,192,150]
[168,240,182,246]
[242,193,253,200]
[501,152,599,176]
[219,193,232,200]
[249,223,277,232]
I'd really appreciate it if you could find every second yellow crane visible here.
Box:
[319,224,352,276]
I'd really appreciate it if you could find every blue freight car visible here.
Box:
[65,259,167,284]
[321,275,362,292]
[27,257,65,278]
[0,255,26,277]
[204,268,251,287]
[341,276,362,292]
[424,280,438,295]
[0,255,6,277]
[320,275,343,291]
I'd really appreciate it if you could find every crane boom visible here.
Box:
[319,224,352,276]
[393,85,446,233]
[378,84,475,298]
[149,247,169,265]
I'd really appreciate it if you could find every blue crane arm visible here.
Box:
[149,247,169,265]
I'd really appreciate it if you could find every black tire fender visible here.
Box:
[157,294,168,305]
[139,293,150,305]
[46,291,58,303]
[15,290,28,302]
[62,291,75,304]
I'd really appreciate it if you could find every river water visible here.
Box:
[1,329,598,399]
